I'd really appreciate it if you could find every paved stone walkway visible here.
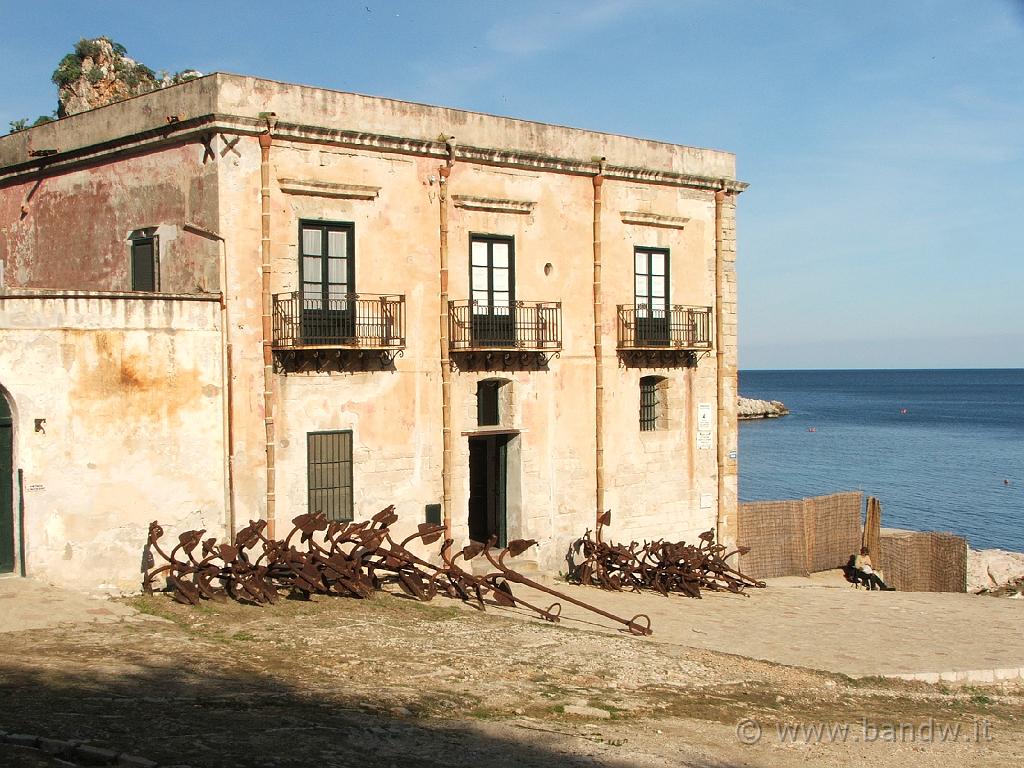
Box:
[3,572,1023,684]
[0,576,141,632]
[501,570,1024,683]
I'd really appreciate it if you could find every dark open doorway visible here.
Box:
[1,392,14,573]
[468,434,508,547]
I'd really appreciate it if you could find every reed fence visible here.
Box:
[737,491,966,592]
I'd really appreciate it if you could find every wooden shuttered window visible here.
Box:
[130,230,159,292]
[477,380,500,427]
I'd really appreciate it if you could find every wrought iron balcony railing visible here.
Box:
[617,304,713,350]
[449,300,562,352]
[272,292,406,349]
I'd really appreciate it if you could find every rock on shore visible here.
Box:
[968,548,1024,594]
[738,397,790,420]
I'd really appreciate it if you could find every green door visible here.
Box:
[0,396,14,573]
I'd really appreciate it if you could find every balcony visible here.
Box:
[272,292,405,372]
[616,304,713,367]
[448,300,562,370]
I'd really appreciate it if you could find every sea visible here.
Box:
[738,369,1024,552]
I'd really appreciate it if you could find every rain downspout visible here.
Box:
[592,159,606,538]
[714,185,728,544]
[183,222,235,536]
[17,469,26,577]
[438,137,456,547]
[259,115,278,537]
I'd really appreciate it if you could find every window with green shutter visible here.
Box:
[130,229,159,291]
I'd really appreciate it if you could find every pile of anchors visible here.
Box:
[565,511,765,597]
[144,506,655,635]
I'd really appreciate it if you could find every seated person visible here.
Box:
[854,546,895,591]
[842,554,869,587]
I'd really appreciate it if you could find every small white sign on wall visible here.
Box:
[700,493,713,509]
[696,430,713,450]
[697,403,713,431]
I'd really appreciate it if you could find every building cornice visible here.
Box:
[0,113,749,194]
[278,178,380,200]
[619,211,691,229]
[451,195,536,215]
[0,288,221,302]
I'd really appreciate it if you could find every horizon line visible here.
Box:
[739,367,1024,372]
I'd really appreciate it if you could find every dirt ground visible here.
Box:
[2,588,1022,767]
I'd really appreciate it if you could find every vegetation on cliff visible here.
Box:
[8,37,199,132]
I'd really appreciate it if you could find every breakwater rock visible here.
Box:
[968,548,1024,595]
[738,397,790,420]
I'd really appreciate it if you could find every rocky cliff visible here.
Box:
[51,38,199,118]
[738,397,790,420]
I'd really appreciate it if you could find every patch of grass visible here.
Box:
[539,682,578,701]
[232,631,257,642]
[842,674,905,690]
[407,692,481,719]
[192,600,220,615]
[388,597,465,621]
[124,587,492,636]
[466,706,503,721]
[592,702,623,720]
[125,594,188,626]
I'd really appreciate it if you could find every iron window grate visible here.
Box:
[640,377,659,431]
[307,430,353,522]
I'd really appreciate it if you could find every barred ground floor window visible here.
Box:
[307,430,353,521]
[640,375,669,431]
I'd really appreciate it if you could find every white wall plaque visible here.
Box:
[697,403,713,431]
[696,430,713,450]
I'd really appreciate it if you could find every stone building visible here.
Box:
[0,74,745,592]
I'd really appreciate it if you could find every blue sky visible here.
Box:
[2,0,1021,369]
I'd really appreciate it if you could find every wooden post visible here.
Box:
[864,496,882,569]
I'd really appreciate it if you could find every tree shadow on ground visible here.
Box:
[0,660,760,768]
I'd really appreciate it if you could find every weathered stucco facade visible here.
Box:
[0,74,745,591]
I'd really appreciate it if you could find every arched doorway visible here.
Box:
[0,391,13,573]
